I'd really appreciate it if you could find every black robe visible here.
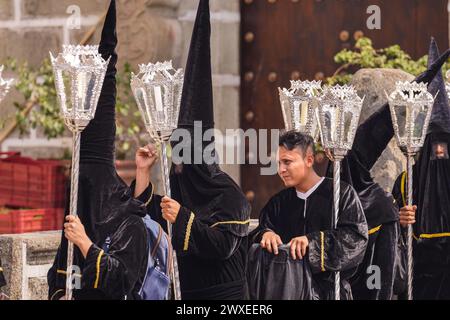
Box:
[47,1,150,300]
[147,170,251,300]
[251,178,368,300]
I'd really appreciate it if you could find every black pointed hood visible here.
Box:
[168,0,250,238]
[178,0,214,130]
[426,38,450,134]
[99,0,117,76]
[81,0,118,166]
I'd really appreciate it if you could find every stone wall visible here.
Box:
[0,231,60,300]
[0,0,241,184]
[350,68,414,191]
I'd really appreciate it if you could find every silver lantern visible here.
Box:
[131,61,183,143]
[278,80,322,139]
[50,45,109,300]
[0,65,14,104]
[316,84,364,300]
[387,81,435,300]
[131,60,183,300]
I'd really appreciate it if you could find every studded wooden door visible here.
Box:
[240,0,449,217]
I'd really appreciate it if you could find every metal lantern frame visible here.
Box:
[50,44,109,300]
[278,80,322,139]
[387,81,435,301]
[131,61,184,143]
[131,60,183,301]
[316,84,364,300]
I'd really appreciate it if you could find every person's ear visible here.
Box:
[305,152,315,168]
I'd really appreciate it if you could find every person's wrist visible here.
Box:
[136,166,151,174]
[79,237,93,258]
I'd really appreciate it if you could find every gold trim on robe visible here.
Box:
[320,231,325,272]
[183,212,195,251]
[94,250,104,289]
[209,219,251,228]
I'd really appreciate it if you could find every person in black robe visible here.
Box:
[140,0,252,300]
[251,131,368,300]
[320,106,399,300]
[392,38,450,300]
[47,1,152,300]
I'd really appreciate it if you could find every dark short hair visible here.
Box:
[279,130,315,156]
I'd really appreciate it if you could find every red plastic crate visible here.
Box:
[0,208,64,234]
[0,153,67,209]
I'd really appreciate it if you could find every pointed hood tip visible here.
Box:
[99,0,117,52]
[425,39,450,135]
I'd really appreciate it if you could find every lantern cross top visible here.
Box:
[135,61,184,81]
[387,81,434,103]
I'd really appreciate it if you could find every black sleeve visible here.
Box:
[171,207,241,260]
[81,219,148,299]
[80,2,117,164]
[139,182,241,260]
[307,185,369,274]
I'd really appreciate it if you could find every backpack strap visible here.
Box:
[151,225,163,258]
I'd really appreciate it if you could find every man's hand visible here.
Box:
[161,196,181,224]
[135,144,158,171]
[64,216,93,258]
[260,231,282,255]
[288,236,309,260]
[399,205,417,228]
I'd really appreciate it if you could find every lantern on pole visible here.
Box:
[50,44,110,300]
[131,60,183,300]
[387,81,435,300]
[316,84,364,300]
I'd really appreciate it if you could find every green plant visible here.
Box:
[3,59,146,160]
[327,37,450,85]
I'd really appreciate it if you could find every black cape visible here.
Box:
[47,1,149,300]
[392,38,450,300]
[250,178,368,300]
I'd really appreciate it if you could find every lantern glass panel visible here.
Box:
[412,106,428,139]
[343,110,353,145]
[393,105,407,138]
